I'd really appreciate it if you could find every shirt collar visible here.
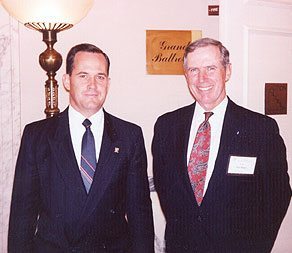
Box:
[68,105,104,128]
[194,96,228,121]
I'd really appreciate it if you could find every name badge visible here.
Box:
[227,155,257,175]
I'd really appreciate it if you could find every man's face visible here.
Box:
[63,51,110,118]
[184,45,231,111]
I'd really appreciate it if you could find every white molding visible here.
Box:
[247,0,292,8]
[246,25,292,35]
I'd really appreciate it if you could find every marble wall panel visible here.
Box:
[0,9,21,253]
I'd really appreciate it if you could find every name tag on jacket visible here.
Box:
[227,155,257,175]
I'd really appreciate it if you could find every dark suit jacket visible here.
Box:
[8,108,154,253]
[152,98,291,253]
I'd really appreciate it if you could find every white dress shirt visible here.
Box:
[68,106,104,167]
[187,97,228,196]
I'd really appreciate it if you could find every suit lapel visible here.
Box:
[174,103,199,204]
[203,99,243,199]
[48,109,87,201]
[172,101,243,207]
[79,111,120,225]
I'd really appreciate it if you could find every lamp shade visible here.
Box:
[1,0,94,25]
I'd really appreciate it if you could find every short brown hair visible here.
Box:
[66,43,110,75]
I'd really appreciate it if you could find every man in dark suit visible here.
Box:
[8,43,154,253]
[152,38,291,252]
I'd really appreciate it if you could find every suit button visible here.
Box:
[197,215,202,222]
[183,245,189,250]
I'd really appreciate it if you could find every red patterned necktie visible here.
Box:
[188,111,213,206]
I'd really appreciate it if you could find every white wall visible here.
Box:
[19,0,219,172]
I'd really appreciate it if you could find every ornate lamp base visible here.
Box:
[25,22,73,118]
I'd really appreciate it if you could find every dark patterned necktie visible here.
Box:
[188,112,213,206]
[80,119,96,193]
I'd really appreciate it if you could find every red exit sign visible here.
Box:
[208,5,219,16]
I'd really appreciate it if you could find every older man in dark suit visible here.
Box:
[8,43,154,253]
[152,38,291,252]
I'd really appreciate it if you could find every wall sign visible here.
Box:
[208,5,219,16]
[146,30,202,75]
[265,83,287,115]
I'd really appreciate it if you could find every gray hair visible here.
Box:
[183,38,230,69]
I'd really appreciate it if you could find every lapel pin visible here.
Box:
[114,147,120,153]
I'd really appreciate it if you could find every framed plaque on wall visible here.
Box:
[146,30,202,75]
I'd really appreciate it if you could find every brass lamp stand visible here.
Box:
[25,22,73,118]
[1,0,94,118]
